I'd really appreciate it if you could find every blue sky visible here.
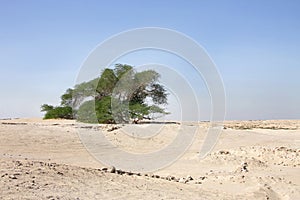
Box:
[0,0,299,120]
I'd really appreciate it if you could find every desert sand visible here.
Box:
[0,118,299,199]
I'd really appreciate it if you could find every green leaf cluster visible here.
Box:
[41,64,169,123]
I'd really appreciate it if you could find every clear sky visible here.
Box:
[0,0,299,120]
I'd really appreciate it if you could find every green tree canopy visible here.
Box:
[41,64,169,123]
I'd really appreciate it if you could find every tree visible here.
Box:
[41,64,169,123]
[41,104,73,119]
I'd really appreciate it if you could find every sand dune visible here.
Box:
[0,118,299,199]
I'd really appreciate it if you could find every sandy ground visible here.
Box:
[0,118,299,199]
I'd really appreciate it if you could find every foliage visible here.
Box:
[41,104,73,119]
[77,97,114,123]
[41,64,169,123]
